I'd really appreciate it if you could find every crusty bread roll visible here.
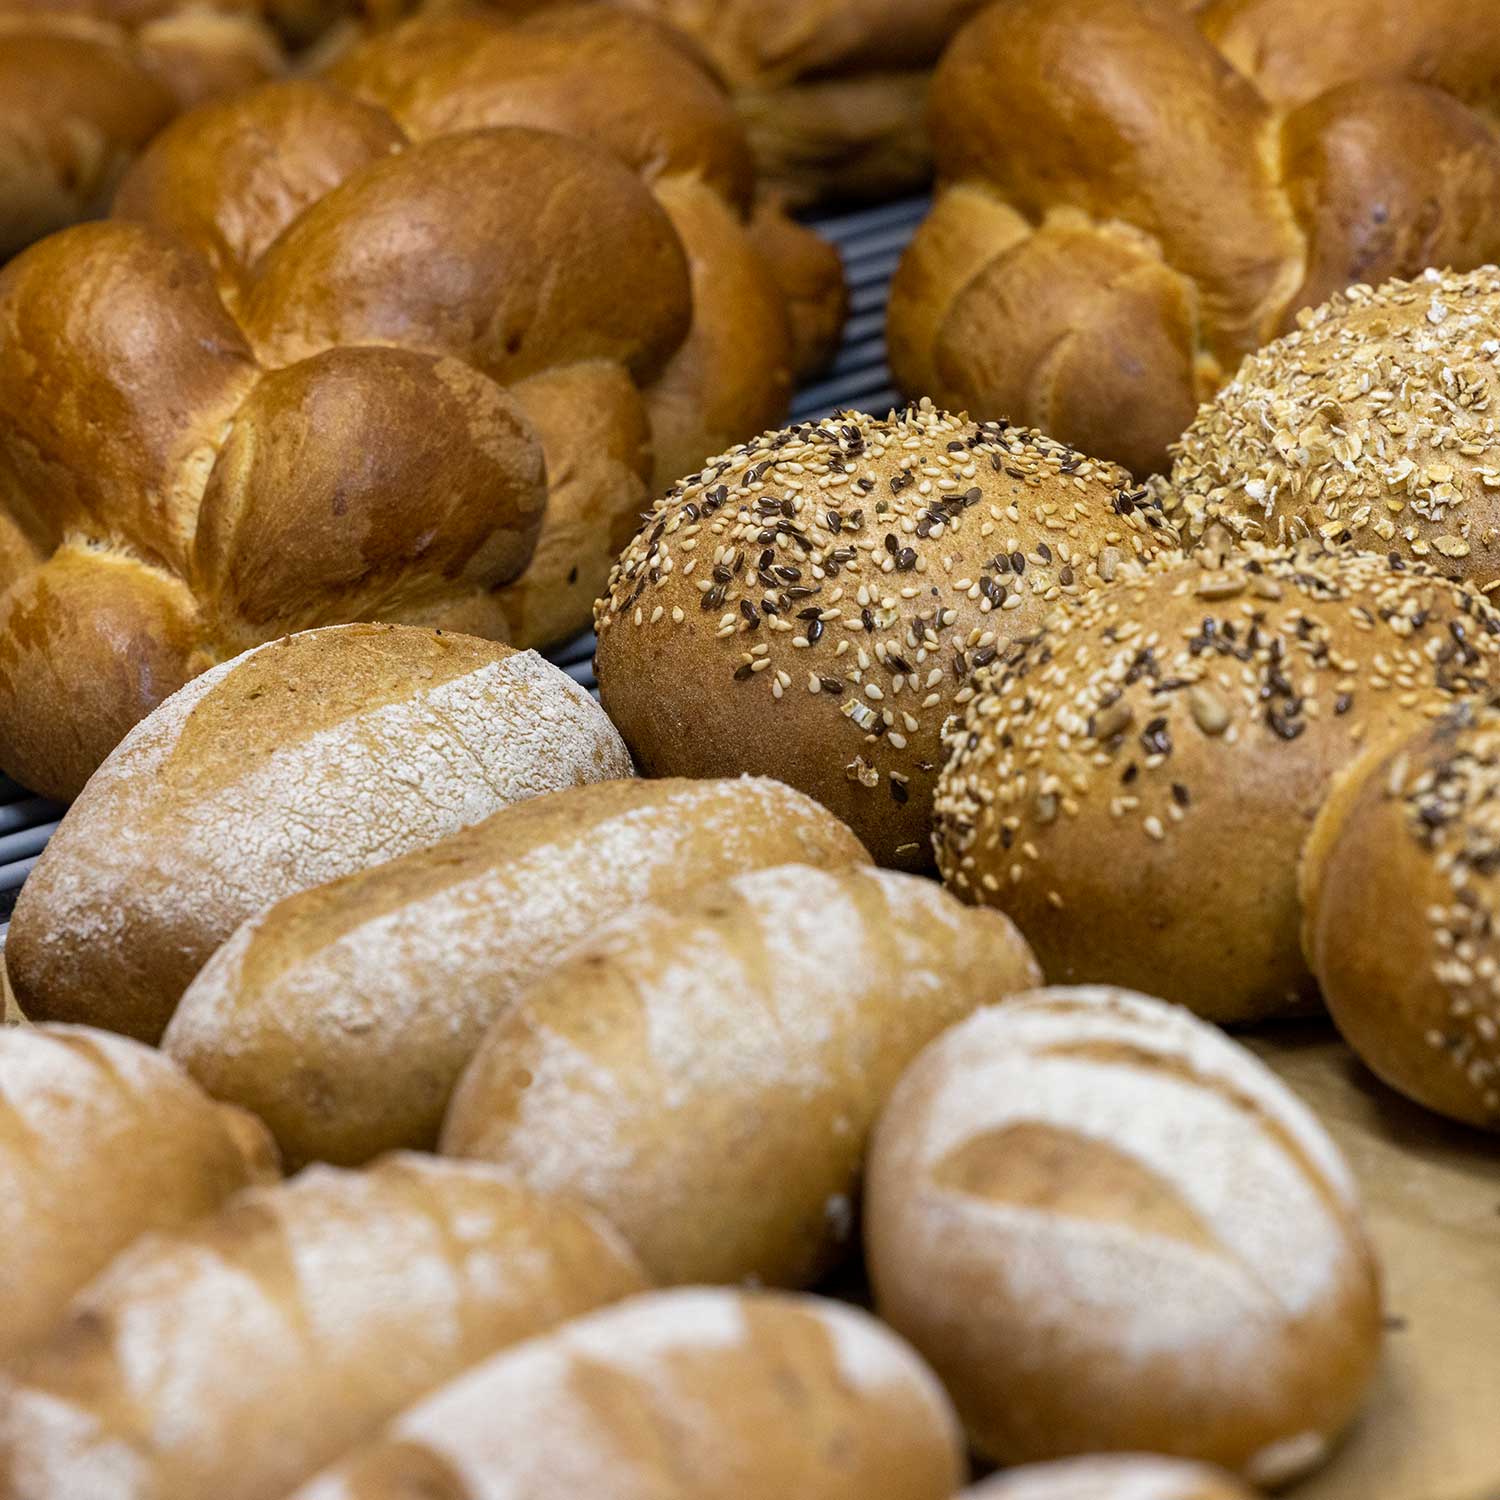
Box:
[6,623,630,1043]
[442,861,1040,1286]
[1171,266,1500,587]
[1301,704,1500,1129]
[163,777,869,1167]
[595,402,1179,869]
[959,1455,1260,1499]
[865,987,1383,1486]
[0,1154,647,1500]
[288,1288,966,1500]
[0,1023,276,1366]
[935,543,1500,1022]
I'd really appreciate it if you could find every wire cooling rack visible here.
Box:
[0,195,926,925]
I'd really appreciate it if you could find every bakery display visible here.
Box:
[0,4,845,803]
[1302,704,1500,1130]
[5,624,630,1043]
[442,861,1039,1285]
[959,1455,1260,1500]
[0,1155,645,1500]
[865,987,1382,1484]
[0,1023,277,1365]
[888,0,1500,477]
[935,543,1500,1022]
[163,777,869,1166]
[594,402,1179,868]
[288,1288,966,1500]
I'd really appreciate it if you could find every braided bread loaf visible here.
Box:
[0,2,844,800]
[888,0,1500,478]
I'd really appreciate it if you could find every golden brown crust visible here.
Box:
[935,544,1500,1022]
[595,403,1177,869]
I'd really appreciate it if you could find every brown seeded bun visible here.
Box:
[442,862,1040,1287]
[594,401,1179,869]
[1301,704,1500,1128]
[935,543,1500,1022]
[865,987,1383,1486]
[163,777,869,1168]
[1170,267,1500,586]
[959,1454,1260,1500]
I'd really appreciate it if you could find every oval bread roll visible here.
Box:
[0,1023,276,1366]
[1301,704,1500,1128]
[0,1155,648,1500]
[162,777,869,1167]
[442,861,1040,1286]
[6,623,631,1042]
[865,987,1382,1486]
[289,1288,965,1500]
[959,1454,1260,1499]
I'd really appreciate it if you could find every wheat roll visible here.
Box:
[935,543,1500,1022]
[443,862,1039,1286]
[0,1023,276,1366]
[0,1154,646,1500]
[163,777,869,1167]
[594,401,1178,869]
[960,1454,1260,1499]
[6,623,631,1043]
[865,987,1382,1485]
[290,1288,965,1500]
[1301,704,1500,1128]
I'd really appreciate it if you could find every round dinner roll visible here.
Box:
[442,861,1040,1287]
[1170,266,1500,587]
[1301,703,1500,1129]
[594,400,1179,869]
[288,1288,965,1500]
[865,987,1382,1486]
[934,543,1500,1022]
[959,1454,1260,1500]
[5,623,630,1042]
[163,777,869,1167]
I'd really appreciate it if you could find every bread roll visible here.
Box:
[288,1288,965,1500]
[935,543,1500,1022]
[0,1023,276,1366]
[959,1455,1260,1499]
[594,402,1179,869]
[5,623,630,1042]
[865,987,1382,1485]
[0,1155,647,1500]
[442,861,1039,1286]
[1301,704,1500,1128]
[1171,267,1500,587]
[163,777,869,1167]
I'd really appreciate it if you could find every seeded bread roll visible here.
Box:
[1171,268,1500,585]
[6,623,630,1043]
[289,1288,965,1500]
[960,1455,1260,1500]
[866,987,1383,1486]
[595,402,1179,869]
[0,1023,276,1366]
[935,544,1500,1022]
[163,777,868,1167]
[443,861,1040,1286]
[1301,704,1500,1128]
[0,1154,647,1500]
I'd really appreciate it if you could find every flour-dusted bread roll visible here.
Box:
[0,1023,276,1366]
[866,988,1382,1486]
[289,1288,965,1500]
[1301,704,1500,1128]
[443,862,1039,1286]
[594,402,1179,869]
[960,1455,1260,1500]
[0,1154,647,1500]
[935,543,1500,1022]
[6,623,631,1042]
[163,777,868,1167]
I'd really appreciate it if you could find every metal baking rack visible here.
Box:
[0,194,927,928]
